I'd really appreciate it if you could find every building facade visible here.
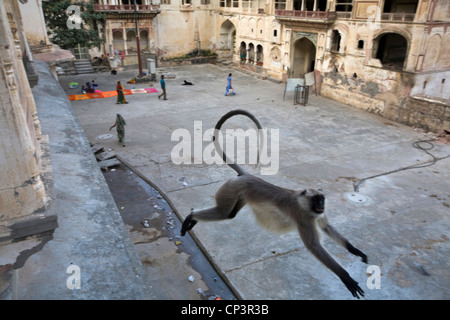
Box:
[95,0,449,131]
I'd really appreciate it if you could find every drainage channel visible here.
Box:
[101,161,237,300]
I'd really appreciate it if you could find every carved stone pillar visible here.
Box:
[0,0,46,224]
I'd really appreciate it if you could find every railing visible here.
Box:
[180,4,194,11]
[94,4,161,12]
[381,12,415,22]
[336,11,351,19]
[275,10,337,20]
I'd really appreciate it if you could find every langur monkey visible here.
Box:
[181,109,368,299]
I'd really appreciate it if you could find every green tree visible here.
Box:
[43,0,105,50]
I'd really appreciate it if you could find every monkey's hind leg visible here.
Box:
[181,177,246,236]
[180,201,243,236]
[180,206,225,236]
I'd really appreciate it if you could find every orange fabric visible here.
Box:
[67,88,157,101]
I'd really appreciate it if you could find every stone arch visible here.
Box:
[256,18,264,39]
[256,44,264,65]
[248,42,255,63]
[270,46,281,63]
[140,29,149,50]
[423,34,442,70]
[372,31,409,70]
[220,19,236,52]
[372,26,411,45]
[291,37,316,78]
[329,24,348,53]
[112,30,124,51]
[126,29,136,50]
[249,17,256,37]
[270,20,281,43]
[240,41,247,62]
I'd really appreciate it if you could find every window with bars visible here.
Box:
[274,0,286,10]
[220,0,239,7]
[336,0,353,12]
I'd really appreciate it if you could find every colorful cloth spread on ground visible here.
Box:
[67,88,158,101]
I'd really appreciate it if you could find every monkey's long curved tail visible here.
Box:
[213,109,264,176]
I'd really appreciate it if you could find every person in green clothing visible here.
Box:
[116,81,128,104]
[110,113,127,147]
[158,74,167,100]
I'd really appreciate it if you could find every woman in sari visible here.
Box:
[86,82,94,93]
[110,114,127,147]
[116,81,128,104]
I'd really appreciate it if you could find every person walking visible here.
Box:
[158,74,167,100]
[110,114,127,147]
[116,81,128,104]
[225,73,236,96]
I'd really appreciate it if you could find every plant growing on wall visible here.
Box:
[43,0,105,50]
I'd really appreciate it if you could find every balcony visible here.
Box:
[275,10,337,23]
[94,4,160,12]
[381,12,415,22]
[180,4,194,12]
[94,4,161,18]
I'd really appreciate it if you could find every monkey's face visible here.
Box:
[300,189,325,214]
[311,194,325,214]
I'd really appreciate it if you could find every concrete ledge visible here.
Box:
[14,61,152,299]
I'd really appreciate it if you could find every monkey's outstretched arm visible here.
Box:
[298,224,365,299]
[317,217,368,263]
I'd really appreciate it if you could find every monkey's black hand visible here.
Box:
[340,272,365,299]
[181,212,197,236]
[346,243,368,264]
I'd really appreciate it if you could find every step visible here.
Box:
[74,59,95,74]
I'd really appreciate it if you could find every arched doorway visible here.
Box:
[220,20,236,58]
[248,43,255,64]
[140,30,149,50]
[292,37,316,78]
[373,33,407,70]
[256,45,263,66]
[113,30,124,52]
[240,42,247,62]
[126,30,136,51]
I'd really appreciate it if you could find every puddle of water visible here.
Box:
[102,162,236,300]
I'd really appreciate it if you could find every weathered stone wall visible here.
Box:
[0,0,47,224]
[314,1,450,133]
[390,96,450,132]
[1,0,58,299]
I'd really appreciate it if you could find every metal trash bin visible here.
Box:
[294,85,309,106]
[147,58,156,81]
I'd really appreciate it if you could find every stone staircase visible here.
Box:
[73,59,95,74]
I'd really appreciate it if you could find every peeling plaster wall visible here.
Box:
[155,6,216,59]
[315,12,449,132]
